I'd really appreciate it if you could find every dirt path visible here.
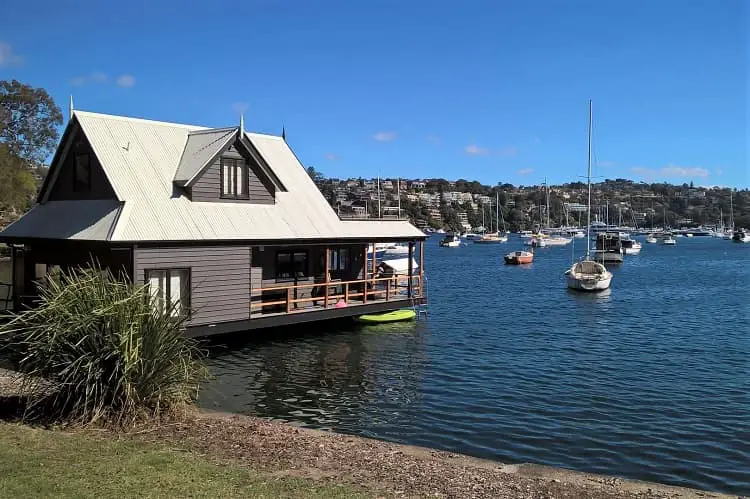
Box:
[127,410,736,499]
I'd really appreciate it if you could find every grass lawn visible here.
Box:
[0,423,364,498]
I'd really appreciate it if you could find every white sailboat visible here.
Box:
[566,100,613,292]
[474,192,507,243]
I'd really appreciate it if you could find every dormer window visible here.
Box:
[221,158,248,199]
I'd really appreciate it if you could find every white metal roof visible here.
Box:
[18,111,423,243]
[173,127,237,185]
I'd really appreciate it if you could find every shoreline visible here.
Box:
[128,409,734,498]
[0,370,741,498]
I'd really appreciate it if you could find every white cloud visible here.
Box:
[465,144,490,156]
[465,144,517,157]
[517,168,534,175]
[116,74,136,87]
[91,72,107,83]
[631,164,709,180]
[324,153,340,161]
[0,42,23,67]
[372,131,397,142]
[231,101,249,114]
[71,72,109,86]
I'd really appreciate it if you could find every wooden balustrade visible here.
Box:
[250,274,422,313]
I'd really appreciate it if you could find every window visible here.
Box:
[73,153,91,192]
[221,158,248,199]
[276,251,308,281]
[145,269,190,317]
[329,248,349,272]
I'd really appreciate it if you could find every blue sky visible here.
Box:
[1,0,747,187]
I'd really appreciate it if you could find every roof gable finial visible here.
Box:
[69,95,74,121]
[239,112,244,136]
[282,125,286,142]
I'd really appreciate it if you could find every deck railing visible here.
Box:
[250,274,422,314]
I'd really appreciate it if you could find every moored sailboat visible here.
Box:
[565,100,613,292]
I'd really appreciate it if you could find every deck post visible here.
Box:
[386,278,391,301]
[344,282,349,302]
[408,242,414,298]
[419,240,424,297]
[324,246,330,308]
[286,287,292,313]
[362,244,368,304]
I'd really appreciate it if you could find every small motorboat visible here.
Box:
[439,233,461,247]
[662,234,676,245]
[504,250,534,265]
[355,309,416,324]
[732,229,750,243]
[646,234,657,244]
[621,237,642,255]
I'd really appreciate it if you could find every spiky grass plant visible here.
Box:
[0,266,208,426]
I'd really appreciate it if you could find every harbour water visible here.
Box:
[199,236,750,496]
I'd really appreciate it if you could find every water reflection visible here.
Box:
[200,320,429,432]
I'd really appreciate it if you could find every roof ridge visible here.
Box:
[74,110,207,130]
[188,126,238,136]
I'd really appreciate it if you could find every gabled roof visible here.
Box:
[173,127,237,186]
[4,111,425,243]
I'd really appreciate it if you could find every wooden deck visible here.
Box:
[186,274,425,337]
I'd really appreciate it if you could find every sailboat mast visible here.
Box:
[586,100,593,258]
[496,191,499,234]
[545,177,550,229]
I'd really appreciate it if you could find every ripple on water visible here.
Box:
[200,237,750,496]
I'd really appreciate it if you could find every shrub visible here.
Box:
[0,266,208,426]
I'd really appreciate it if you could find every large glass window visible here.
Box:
[276,251,308,282]
[329,248,349,272]
[145,269,190,317]
[221,158,248,199]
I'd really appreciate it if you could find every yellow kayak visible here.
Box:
[355,309,416,324]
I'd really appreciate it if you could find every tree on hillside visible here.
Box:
[0,80,62,216]
[1,80,63,164]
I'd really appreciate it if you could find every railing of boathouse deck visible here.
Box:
[249,274,423,314]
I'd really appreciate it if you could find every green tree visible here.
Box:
[1,80,63,164]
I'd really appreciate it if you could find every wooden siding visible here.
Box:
[134,246,250,326]
[191,142,275,204]
[47,128,117,201]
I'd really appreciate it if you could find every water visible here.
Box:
[200,236,750,496]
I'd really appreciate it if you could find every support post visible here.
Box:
[419,240,424,297]
[362,244,368,304]
[386,279,391,301]
[344,282,349,303]
[324,246,330,308]
[408,242,414,298]
[286,287,292,313]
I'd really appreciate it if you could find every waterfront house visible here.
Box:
[0,110,426,336]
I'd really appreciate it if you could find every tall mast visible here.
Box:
[730,190,734,230]
[397,177,401,219]
[545,177,550,229]
[377,176,381,218]
[586,100,593,258]
[496,191,499,234]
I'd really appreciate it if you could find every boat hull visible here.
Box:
[504,252,533,265]
[439,241,460,247]
[566,273,612,291]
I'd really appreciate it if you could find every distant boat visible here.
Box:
[646,234,658,244]
[504,250,534,265]
[662,233,677,245]
[621,235,642,255]
[474,192,508,243]
[565,100,613,292]
[439,233,461,247]
[732,229,750,243]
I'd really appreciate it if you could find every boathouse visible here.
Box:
[0,111,426,336]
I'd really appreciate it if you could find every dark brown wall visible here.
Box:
[250,244,365,297]
[134,245,251,326]
[191,142,275,204]
[47,130,117,201]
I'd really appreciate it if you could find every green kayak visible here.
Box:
[355,309,416,324]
